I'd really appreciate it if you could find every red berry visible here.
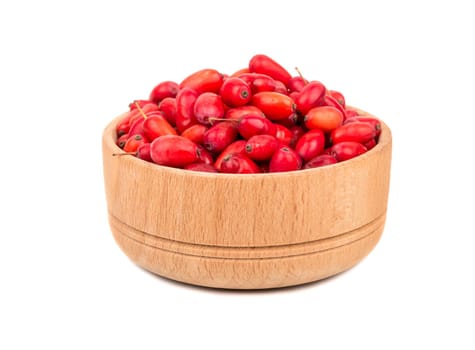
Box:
[194,92,225,125]
[274,124,293,146]
[175,87,199,133]
[116,133,129,149]
[237,115,276,140]
[136,143,153,162]
[289,91,300,101]
[220,77,252,107]
[123,134,147,153]
[363,138,377,150]
[304,106,344,132]
[287,76,307,93]
[225,105,265,121]
[345,109,360,118]
[249,54,292,87]
[150,135,200,168]
[127,117,147,140]
[143,115,177,142]
[331,141,367,161]
[289,126,306,149]
[344,117,382,137]
[149,81,179,104]
[274,80,288,95]
[179,68,224,94]
[238,73,276,94]
[295,129,326,162]
[203,121,238,154]
[321,94,347,120]
[181,124,209,145]
[252,74,277,93]
[327,90,345,108]
[294,81,326,115]
[251,92,296,121]
[214,140,247,171]
[196,146,214,165]
[331,122,376,144]
[303,154,337,169]
[269,146,302,172]
[220,154,261,174]
[245,134,280,161]
[276,113,299,128]
[158,97,177,126]
[116,121,130,137]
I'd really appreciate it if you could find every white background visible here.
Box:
[1,1,474,349]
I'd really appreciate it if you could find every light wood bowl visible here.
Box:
[102,109,392,289]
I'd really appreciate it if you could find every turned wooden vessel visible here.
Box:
[102,109,392,289]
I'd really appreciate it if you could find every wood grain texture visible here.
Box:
[102,108,392,289]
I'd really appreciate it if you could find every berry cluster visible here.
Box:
[115,54,381,173]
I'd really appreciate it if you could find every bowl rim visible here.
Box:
[103,107,392,180]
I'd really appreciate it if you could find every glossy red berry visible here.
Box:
[225,105,265,121]
[238,73,276,94]
[274,124,293,146]
[194,92,225,125]
[149,81,179,104]
[303,154,337,169]
[327,90,345,107]
[214,140,247,171]
[331,122,376,144]
[220,154,261,174]
[294,81,326,115]
[304,106,344,132]
[181,124,209,145]
[179,68,224,94]
[150,135,200,168]
[219,77,252,107]
[248,54,292,87]
[245,134,280,161]
[251,92,296,121]
[158,97,177,126]
[331,141,367,161]
[344,117,382,137]
[175,87,199,133]
[116,133,129,149]
[123,134,147,153]
[287,76,307,93]
[269,146,302,172]
[136,143,153,162]
[237,115,276,140]
[295,129,326,162]
[143,115,177,141]
[203,122,238,154]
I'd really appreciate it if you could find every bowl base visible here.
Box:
[108,212,386,289]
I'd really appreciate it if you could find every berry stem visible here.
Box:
[208,117,236,124]
[135,100,149,119]
[112,152,136,157]
[295,67,305,81]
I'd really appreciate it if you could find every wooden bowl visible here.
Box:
[102,109,392,289]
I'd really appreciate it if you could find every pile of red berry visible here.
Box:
[115,54,381,173]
